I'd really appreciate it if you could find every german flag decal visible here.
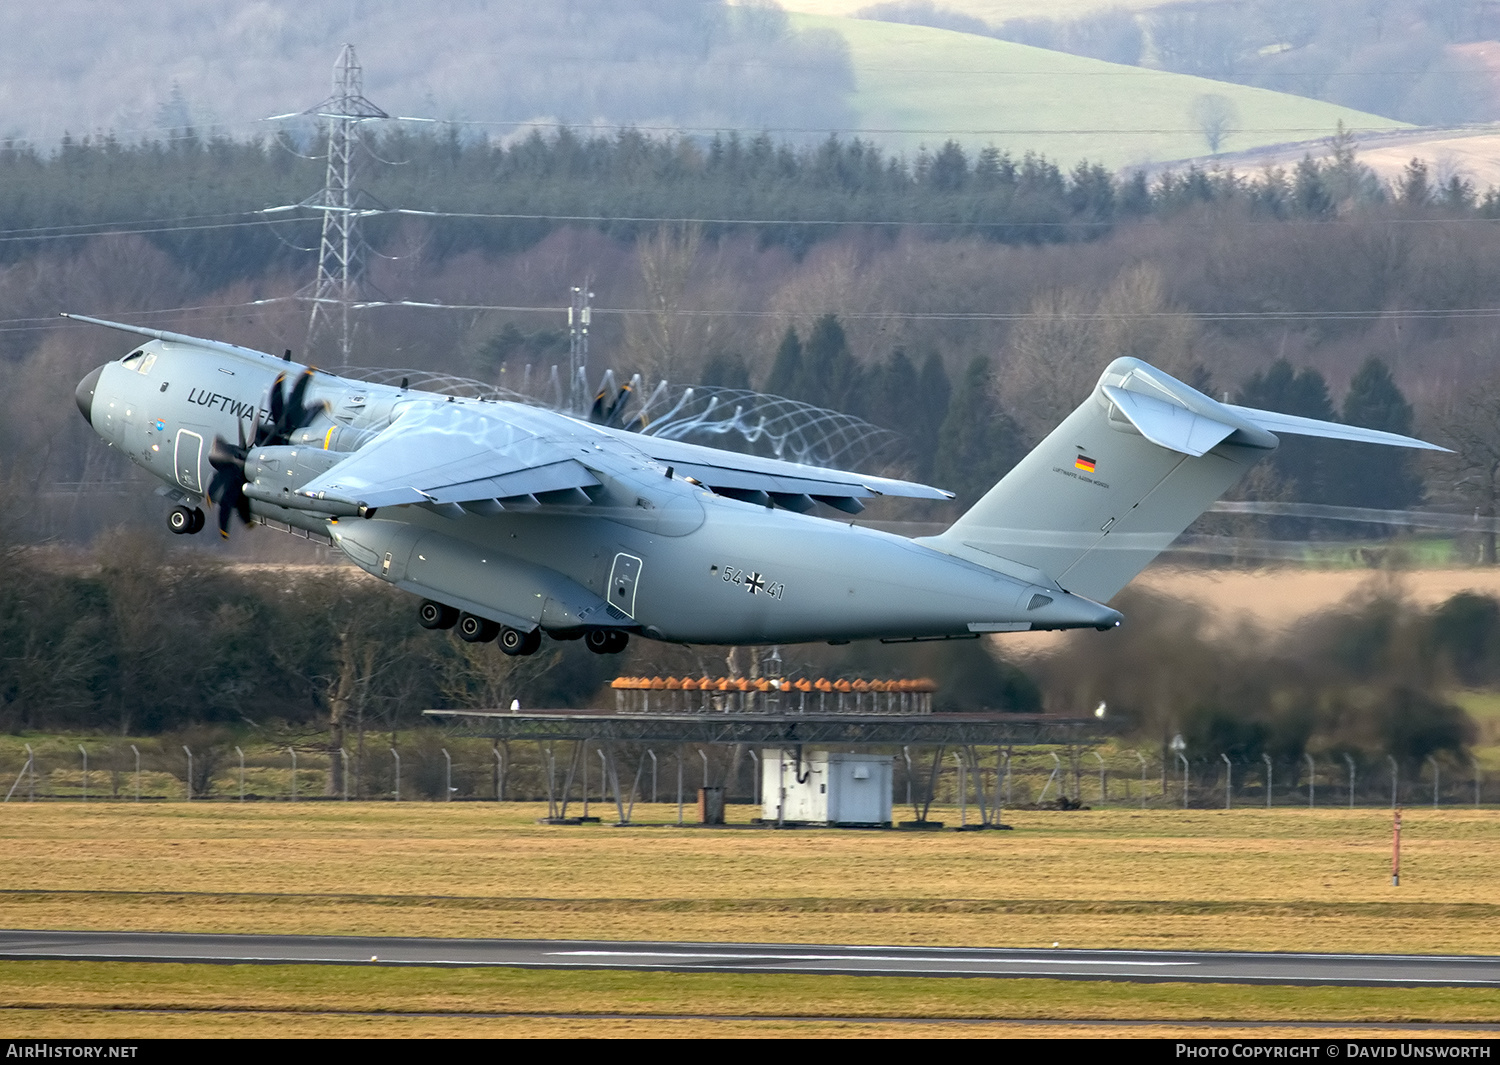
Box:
[1075,454,1097,473]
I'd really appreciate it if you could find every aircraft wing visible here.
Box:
[295,402,599,509]
[614,431,954,502]
[295,397,950,514]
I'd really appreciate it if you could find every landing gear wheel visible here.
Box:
[168,506,194,535]
[499,625,542,657]
[457,612,500,643]
[418,600,459,630]
[187,507,205,534]
[585,630,630,655]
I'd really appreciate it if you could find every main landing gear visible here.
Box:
[416,600,544,656]
[498,625,542,657]
[167,506,205,535]
[417,600,458,630]
[585,629,629,655]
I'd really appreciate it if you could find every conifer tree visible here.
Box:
[1237,359,1338,500]
[1336,357,1424,509]
[764,326,803,399]
[800,314,862,412]
[911,351,953,480]
[932,356,1020,508]
[700,351,752,391]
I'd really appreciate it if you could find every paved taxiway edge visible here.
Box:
[2,931,1499,987]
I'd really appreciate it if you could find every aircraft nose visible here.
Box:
[75,365,103,425]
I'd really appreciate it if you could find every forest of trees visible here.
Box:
[6,122,1500,759]
[4,123,1495,294]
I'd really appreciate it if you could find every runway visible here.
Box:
[2,930,1498,986]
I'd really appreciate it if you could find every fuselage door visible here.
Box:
[174,429,204,493]
[607,553,643,618]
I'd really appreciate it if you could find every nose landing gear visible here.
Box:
[168,506,205,535]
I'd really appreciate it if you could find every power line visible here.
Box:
[25,297,1500,333]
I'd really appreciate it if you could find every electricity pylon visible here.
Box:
[568,283,593,411]
[301,44,389,363]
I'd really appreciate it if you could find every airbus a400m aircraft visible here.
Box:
[70,312,1441,657]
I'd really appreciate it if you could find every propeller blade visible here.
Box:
[283,370,315,432]
[603,384,632,427]
[207,434,251,539]
[266,373,287,432]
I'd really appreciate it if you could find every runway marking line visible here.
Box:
[546,951,1196,966]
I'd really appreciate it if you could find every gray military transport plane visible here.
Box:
[69,313,1442,657]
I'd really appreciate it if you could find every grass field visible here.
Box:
[2,804,1497,950]
[3,963,1499,1038]
[787,13,1403,165]
[3,803,1499,1037]
[782,1,1191,25]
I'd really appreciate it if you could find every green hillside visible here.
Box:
[793,13,1408,167]
[784,1,1169,21]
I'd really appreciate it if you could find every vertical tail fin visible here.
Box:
[918,357,1441,603]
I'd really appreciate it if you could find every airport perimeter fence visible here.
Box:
[1,738,1489,811]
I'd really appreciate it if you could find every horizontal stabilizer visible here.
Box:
[1101,385,1235,457]
[1225,404,1450,452]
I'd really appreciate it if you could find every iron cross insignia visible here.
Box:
[745,572,766,594]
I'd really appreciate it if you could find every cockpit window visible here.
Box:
[119,350,156,374]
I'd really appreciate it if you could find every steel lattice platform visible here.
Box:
[423,709,1112,747]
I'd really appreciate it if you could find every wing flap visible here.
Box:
[296,402,583,508]
[668,461,870,499]
[621,432,952,500]
[424,462,601,505]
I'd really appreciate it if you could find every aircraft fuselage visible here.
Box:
[76,339,1121,646]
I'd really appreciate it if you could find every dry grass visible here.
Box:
[2,962,1500,1039]
[13,1012,1494,1038]
[1006,566,1500,658]
[5,805,1500,1037]
[1,804,1498,953]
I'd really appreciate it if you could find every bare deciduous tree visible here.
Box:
[998,263,1198,443]
[1191,93,1239,155]
[1434,373,1500,564]
[625,224,706,384]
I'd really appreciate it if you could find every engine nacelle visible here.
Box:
[244,446,349,506]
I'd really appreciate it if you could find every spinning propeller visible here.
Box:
[589,379,635,429]
[206,370,325,539]
[588,373,654,432]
